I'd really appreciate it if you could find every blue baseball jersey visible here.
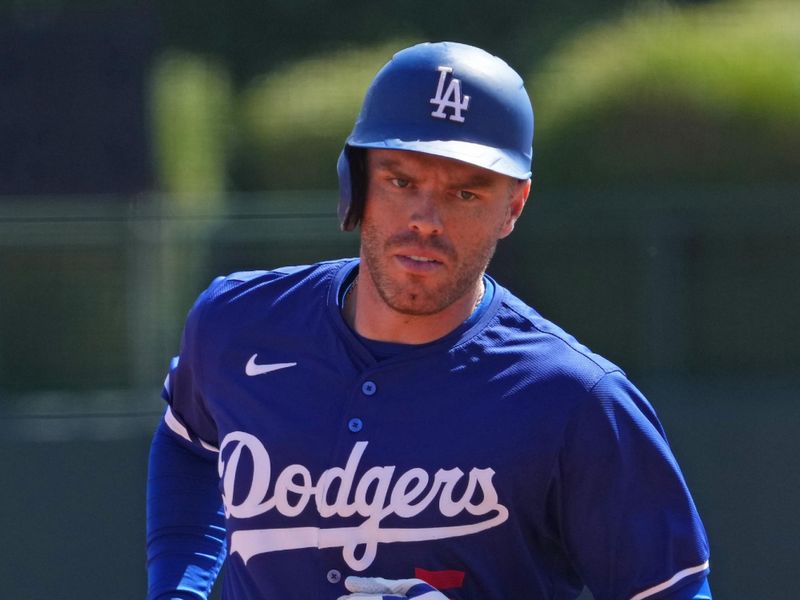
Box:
[162,258,710,599]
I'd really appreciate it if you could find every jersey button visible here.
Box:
[361,380,377,396]
[327,569,342,584]
[347,418,363,433]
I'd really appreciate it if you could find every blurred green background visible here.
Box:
[1,0,798,598]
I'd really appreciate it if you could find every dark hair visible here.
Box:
[342,146,368,230]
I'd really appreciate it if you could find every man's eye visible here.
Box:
[457,190,477,201]
[390,178,410,188]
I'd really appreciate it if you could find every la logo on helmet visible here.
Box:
[430,66,470,123]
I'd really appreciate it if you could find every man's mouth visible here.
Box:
[406,255,438,263]
[395,254,444,272]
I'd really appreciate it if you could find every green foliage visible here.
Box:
[529,0,800,187]
[150,0,600,86]
[234,40,417,191]
[149,1,800,193]
[150,51,233,206]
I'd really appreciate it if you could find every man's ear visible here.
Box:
[499,179,531,239]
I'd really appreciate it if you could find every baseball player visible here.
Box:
[146,42,712,599]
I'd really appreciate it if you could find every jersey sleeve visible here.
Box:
[659,576,712,600]
[146,420,227,600]
[553,371,710,600]
[160,276,226,453]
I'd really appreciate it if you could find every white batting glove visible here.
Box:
[337,576,449,600]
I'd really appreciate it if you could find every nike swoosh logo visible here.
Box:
[245,354,297,376]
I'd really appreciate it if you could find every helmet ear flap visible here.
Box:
[337,146,368,231]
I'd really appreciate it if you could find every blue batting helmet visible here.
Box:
[337,41,534,231]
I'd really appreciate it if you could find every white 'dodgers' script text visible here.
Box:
[219,432,508,570]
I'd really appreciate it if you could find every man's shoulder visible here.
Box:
[197,258,353,309]
[490,286,624,392]
[182,258,354,336]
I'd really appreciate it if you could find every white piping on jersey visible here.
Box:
[164,407,220,453]
[630,561,709,600]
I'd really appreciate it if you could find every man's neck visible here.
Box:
[344,272,484,345]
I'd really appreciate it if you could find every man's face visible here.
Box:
[359,148,529,316]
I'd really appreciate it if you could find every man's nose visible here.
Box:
[408,190,444,235]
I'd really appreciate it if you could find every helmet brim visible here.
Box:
[347,138,532,181]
